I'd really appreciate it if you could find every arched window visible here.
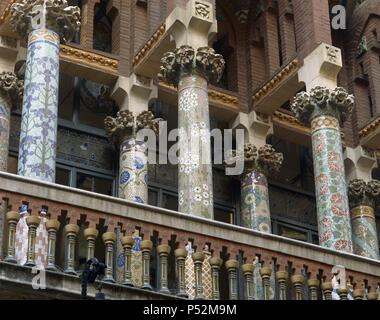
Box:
[93,0,113,53]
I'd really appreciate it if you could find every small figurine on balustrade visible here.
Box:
[15,204,29,265]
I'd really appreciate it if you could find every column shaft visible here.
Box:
[0,92,11,171]
[18,29,60,182]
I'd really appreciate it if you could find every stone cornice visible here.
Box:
[133,23,166,67]
[272,110,307,132]
[359,116,380,139]
[0,0,16,26]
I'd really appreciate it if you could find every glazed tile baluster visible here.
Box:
[226,259,239,300]
[121,235,134,287]
[260,267,272,300]
[159,46,225,219]
[45,219,60,271]
[15,204,29,265]
[307,279,320,300]
[348,179,380,260]
[193,252,205,300]
[102,232,116,283]
[209,257,222,300]
[35,208,48,268]
[4,211,20,263]
[10,0,81,182]
[322,282,333,300]
[157,244,171,294]
[292,87,354,252]
[242,264,254,300]
[141,239,153,290]
[64,224,79,275]
[25,215,41,267]
[84,228,98,260]
[175,248,188,298]
[276,271,289,300]
[291,275,304,300]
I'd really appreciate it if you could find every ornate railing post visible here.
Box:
[64,224,79,275]
[209,257,222,300]
[193,252,205,300]
[307,278,320,300]
[322,282,333,300]
[159,46,225,219]
[25,215,41,267]
[141,239,153,290]
[157,244,171,294]
[0,72,22,171]
[226,259,239,300]
[102,231,116,283]
[84,228,98,260]
[367,292,379,300]
[292,87,354,252]
[353,288,365,300]
[242,263,254,300]
[337,288,348,300]
[121,235,134,287]
[276,271,289,300]
[45,219,60,271]
[226,144,283,232]
[175,248,188,298]
[348,179,380,259]
[4,211,20,263]
[260,267,272,300]
[10,0,80,182]
[105,110,158,204]
[291,274,304,300]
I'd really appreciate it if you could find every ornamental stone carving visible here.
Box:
[158,45,225,86]
[10,0,81,43]
[291,86,354,126]
[104,110,158,144]
[226,143,283,176]
[0,71,24,106]
[348,179,380,208]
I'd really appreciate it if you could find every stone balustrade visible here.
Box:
[0,172,379,300]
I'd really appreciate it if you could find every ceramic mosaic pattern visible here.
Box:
[241,171,271,233]
[131,234,142,287]
[351,206,379,260]
[311,116,352,253]
[119,139,148,204]
[18,29,60,182]
[184,242,196,299]
[0,93,11,171]
[15,213,29,265]
[252,258,263,300]
[35,215,48,268]
[202,250,212,300]
[115,226,124,283]
[178,75,213,219]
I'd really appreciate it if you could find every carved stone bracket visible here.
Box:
[225,143,283,176]
[291,86,354,127]
[104,110,159,144]
[0,71,24,107]
[10,0,81,43]
[158,45,225,86]
[348,179,380,208]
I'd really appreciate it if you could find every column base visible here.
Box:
[64,269,78,276]
[194,295,204,300]
[123,280,134,287]
[24,261,36,267]
[177,291,188,298]
[103,277,115,283]
[4,256,17,264]
[141,284,153,291]
[159,288,171,295]
[45,264,58,272]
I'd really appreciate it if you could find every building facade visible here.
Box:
[0,0,379,300]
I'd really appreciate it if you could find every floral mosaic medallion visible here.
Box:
[351,206,379,259]
[0,94,11,171]
[18,29,60,182]
[178,75,213,219]
[241,171,271,233]
[119,139,148,204]
[311,116,352,252]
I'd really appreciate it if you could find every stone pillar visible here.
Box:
[64,224,79,275]
[260,267,272,300]
[84,228,98,261]
[322,282,333,300]
[353,288,365,300]
[141,239,153,290]
[193,252,205,300]
[10,0,80,182]
[228,144,283,232]
[291,274,304,300]
[276,271,289,300]
[226,259,239,300]
[25,215,41,267]
[209,257,222,300]
[348,179,380,260]
[0,72,22,171]
[102,231,116,283]
[157,244,171,294]
[121,235,134,287]
[45,219,60,271]
[242,264,254,300]
[175,248,188,298]
[4,211,19,263]
[338,288,348,300]
[105,110,158,204]
[307,278,320,300]
[292,87,354,252]
[159,46,225,219]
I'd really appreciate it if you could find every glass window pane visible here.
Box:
[94,176,113,196]
[278,224,308,242]
[56,168,70,186]
[162,193,178,211]
[76,172,93,192]
[148,189,158,206]
[58,74,75,121]
[214,207,233,224]
[7,156,17,174]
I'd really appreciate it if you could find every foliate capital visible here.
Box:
[0,71,24,107]
[291,86,354,126]
[10,0,81,43]
[225,143,283,176]
[158,45,225,86]
[348,179,380,208]
[104,110,158,144]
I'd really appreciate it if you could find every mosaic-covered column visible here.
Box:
[348,179,380,260]
[10,0,80,182]
[292,86,354,252]
[0,72,23,171]
[105,110,158,204]
[227,144,283,232]
[159,46,225,219]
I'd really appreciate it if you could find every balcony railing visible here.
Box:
[0,172,379,300]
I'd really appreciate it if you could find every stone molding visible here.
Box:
[348,179,380,208]
[0,71,23,106]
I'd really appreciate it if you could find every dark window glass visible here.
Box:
[278,224,308,242]
[58,74,75,121]
[56,168,70,186]
[148,189,158,206]
[162,193,178,211]
[7,156,18,174]
[214,207,233,224]
[93,1,112,53]
[76,172,113,196]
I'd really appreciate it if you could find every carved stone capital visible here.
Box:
[10,0,81,43]
[0,71,24,107]
[158,45,225,86]
[104,110,158,144]
[348,179,380,208]
[291,86,354,126]
[225,143,283,176]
